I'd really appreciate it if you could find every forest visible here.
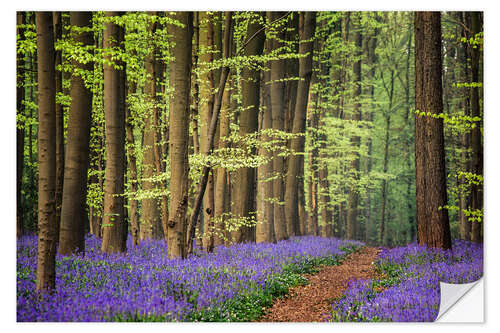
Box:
[16,11,483,322]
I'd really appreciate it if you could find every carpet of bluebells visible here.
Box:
[328,240,483,322]
[17,234,362,322]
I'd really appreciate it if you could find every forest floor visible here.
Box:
[259,246,380,322]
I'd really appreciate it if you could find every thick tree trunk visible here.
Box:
[101,12,127,254]
[284,12,316,238]
[256,63,275,243]
[269,11,288,241]
[140,13,162,240]
[346,16,362,241]
[168,12,193,259]
[58,12,94,255]
[17,12,26,238]
[35,11,57,291]
[414,11,451,250]
[232,13,266,243]
[199,12,216,251]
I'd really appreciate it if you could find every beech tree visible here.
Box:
[35,11,57,291]
[58,12,94,255]
[284,11,316,238]
[101,12,127,254]
[168,12,193,258]
[414,11,452,249]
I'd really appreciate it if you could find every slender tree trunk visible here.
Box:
[346,15,362,241]
[168,12,193,259]
[101,12,127,254]
[380,114,391,244]
[125,80,140,246]
[414,11,451,249]
[403,17,416,242]
[232,12,266,243]
[58,12,94,255]
[17,12,26,238]
[269,11,288,241]
[307,83,320,236]
[469,12,483,243]
[457,12,471,241]
[285,12,316,238]
[35,11,57,292]
[53,12,64,243]
[363,32,378,244]
[213,86,231,246]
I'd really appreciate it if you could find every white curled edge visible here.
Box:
[436,278,484,322]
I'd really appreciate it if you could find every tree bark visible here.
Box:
[269,11,288,241]
[256,55,275,243]
[140,13,162,240]
[346,15,362,241]
[58,12,94,255]
[284,11,316,238]
[125,80,140,246]
[232,12,266,243]
[187,12,232,256]
[469,12,483,243]
[213,85,231,246]
[17,12,26,238]
[53,12,64,243]
[414,11,452,250]
[168,12,193,259]
[101,12,127,254]
[199,12,216,251]
[35,11,57,292]
[457,12,471,241]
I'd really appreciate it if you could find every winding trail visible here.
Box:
[259,246,380,322]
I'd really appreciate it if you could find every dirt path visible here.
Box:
[259,246,380,322]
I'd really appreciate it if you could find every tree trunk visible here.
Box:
[269,11,288,241]
[198,12,216,251]
[186,13,232,255]
[285,11,316,238]
[125,80,140,246]
[213,85,231,247]
[307,84,320,236]
[101,12,127,254]
[58,12,93,255]
[457,12,471,241]
[256,59,275,243]
[17,12,26,238]
[232,12,266,243]
[469,12,483,243]
[53,12,64,243]
[380,114,391,244]
[35,11,57,292]
[414,11,452,250]
[140,13,162,240]
[346,15,362,241]
[168,12,193,259]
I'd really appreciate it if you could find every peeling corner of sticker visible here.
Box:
[436,278,484,322]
